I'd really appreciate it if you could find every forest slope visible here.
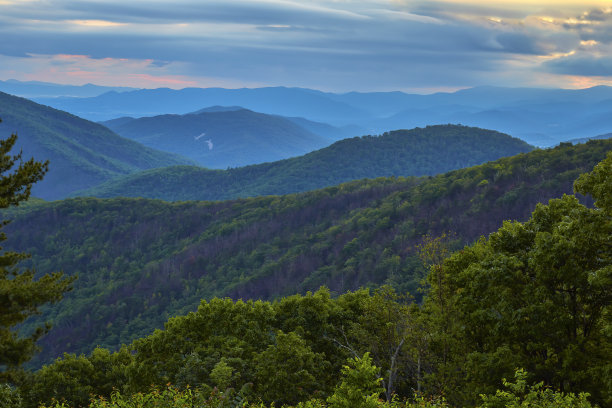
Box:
[77,125,533,201]
[0,92,194,199]
[5,140,609,367]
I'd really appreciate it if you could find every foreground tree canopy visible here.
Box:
[423,151,612,406]
[0,119,73,382]
[6,148,612,407]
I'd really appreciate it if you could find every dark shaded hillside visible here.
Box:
[5,139,609,367]
[0,92,193,199]
[102,108,332,168]
[77,125,533,201]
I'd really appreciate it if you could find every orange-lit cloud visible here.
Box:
[68,20,126,27]
[0,52,263,89]
[2,0,612,91]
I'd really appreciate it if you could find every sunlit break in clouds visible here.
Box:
[1,0,612,92]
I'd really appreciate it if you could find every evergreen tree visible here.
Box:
[0,119,73,382]
[327,352,384,408]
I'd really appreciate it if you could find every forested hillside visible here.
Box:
[102,109,332,168]
[0,92,193,199]
[5,139,608,369]
[77,125,533,201]
[9,147,611,408]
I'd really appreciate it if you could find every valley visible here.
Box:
[0,83,610,408]
[4,1,612,405]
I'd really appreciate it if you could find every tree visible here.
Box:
[254,330,329,405]
[0,119,73,381]
[336,287,418,401]
[479,369,594,408]
[425,154,612,406]
[326,352,384,408]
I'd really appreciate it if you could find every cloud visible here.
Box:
[1,0,612,91]
[545,53,612,76]
[0,53,204,88]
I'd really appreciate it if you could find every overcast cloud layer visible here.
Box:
[1,0,612,91]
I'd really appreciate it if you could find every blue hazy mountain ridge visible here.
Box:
[0,91,194,200]
[101,108,333,168]
[33,85,612,147]
[565,132,612,145]
[0,79,137,98]
[75,124,534,202]
[189,106,358,141]
[37,86,368,123]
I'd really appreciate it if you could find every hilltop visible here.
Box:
[77,124,533,201]
[0,91,193,200]
[101,108,332,168]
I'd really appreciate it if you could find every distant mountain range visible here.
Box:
[101,109,335,168]
[76,125,534,201]
[0,92,193,200]
[0,79,137,98]
[36,86,368,124]
[0,90,532,201]
[26,82,612,147]
[566,132,612,145]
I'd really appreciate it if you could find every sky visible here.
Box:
[1,0,612,92]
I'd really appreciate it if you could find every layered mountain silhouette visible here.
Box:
[32,84,612,147]
[101,109,334,168]
[0,91,193,200]
[77,125,533,201]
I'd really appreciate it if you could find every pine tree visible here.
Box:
[0,119,73,382]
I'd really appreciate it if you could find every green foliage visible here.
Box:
[3,138,610,369]
[41,385,203,408]
[0,119,73,383]
[22,347,132,408]
[335,287,421,400]
[210,358,235,391]
[423,156,612,406]
[78,125,533,202]
[479,369,594,408]
[0,91,192,199]
[254,331,328,405]
[327,353,384,408]
[0,383,22,407]
[574,150,612,213]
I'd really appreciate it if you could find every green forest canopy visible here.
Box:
[3,138,609,370]
[76,124,533,201]
[11,150,611,408]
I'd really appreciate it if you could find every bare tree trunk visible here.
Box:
[417,353,421,393]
